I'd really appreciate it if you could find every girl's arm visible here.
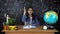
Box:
[22,7,27,22]
[35,19,40,26]
[22,15,27,22]
[32,19,40,26]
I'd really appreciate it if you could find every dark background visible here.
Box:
[0,0,60,34]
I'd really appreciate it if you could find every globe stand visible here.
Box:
[43,24,54,30]
[47,24,54,29]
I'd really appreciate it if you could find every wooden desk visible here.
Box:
[2,26,58,34]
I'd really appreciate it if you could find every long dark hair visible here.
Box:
[25,7,35,20]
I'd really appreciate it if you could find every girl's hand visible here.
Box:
[24,7,26,15]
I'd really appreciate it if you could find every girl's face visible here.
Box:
[28,8,33,15]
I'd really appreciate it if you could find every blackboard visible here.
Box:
[0,0,59,25]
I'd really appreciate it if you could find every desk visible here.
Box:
[2,26,58,34]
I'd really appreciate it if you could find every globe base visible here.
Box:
[43,25,54,30]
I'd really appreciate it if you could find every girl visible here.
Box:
[22,7,39,26]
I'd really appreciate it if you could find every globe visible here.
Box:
[43,11,58,24]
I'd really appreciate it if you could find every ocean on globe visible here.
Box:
[43,11,58,24]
